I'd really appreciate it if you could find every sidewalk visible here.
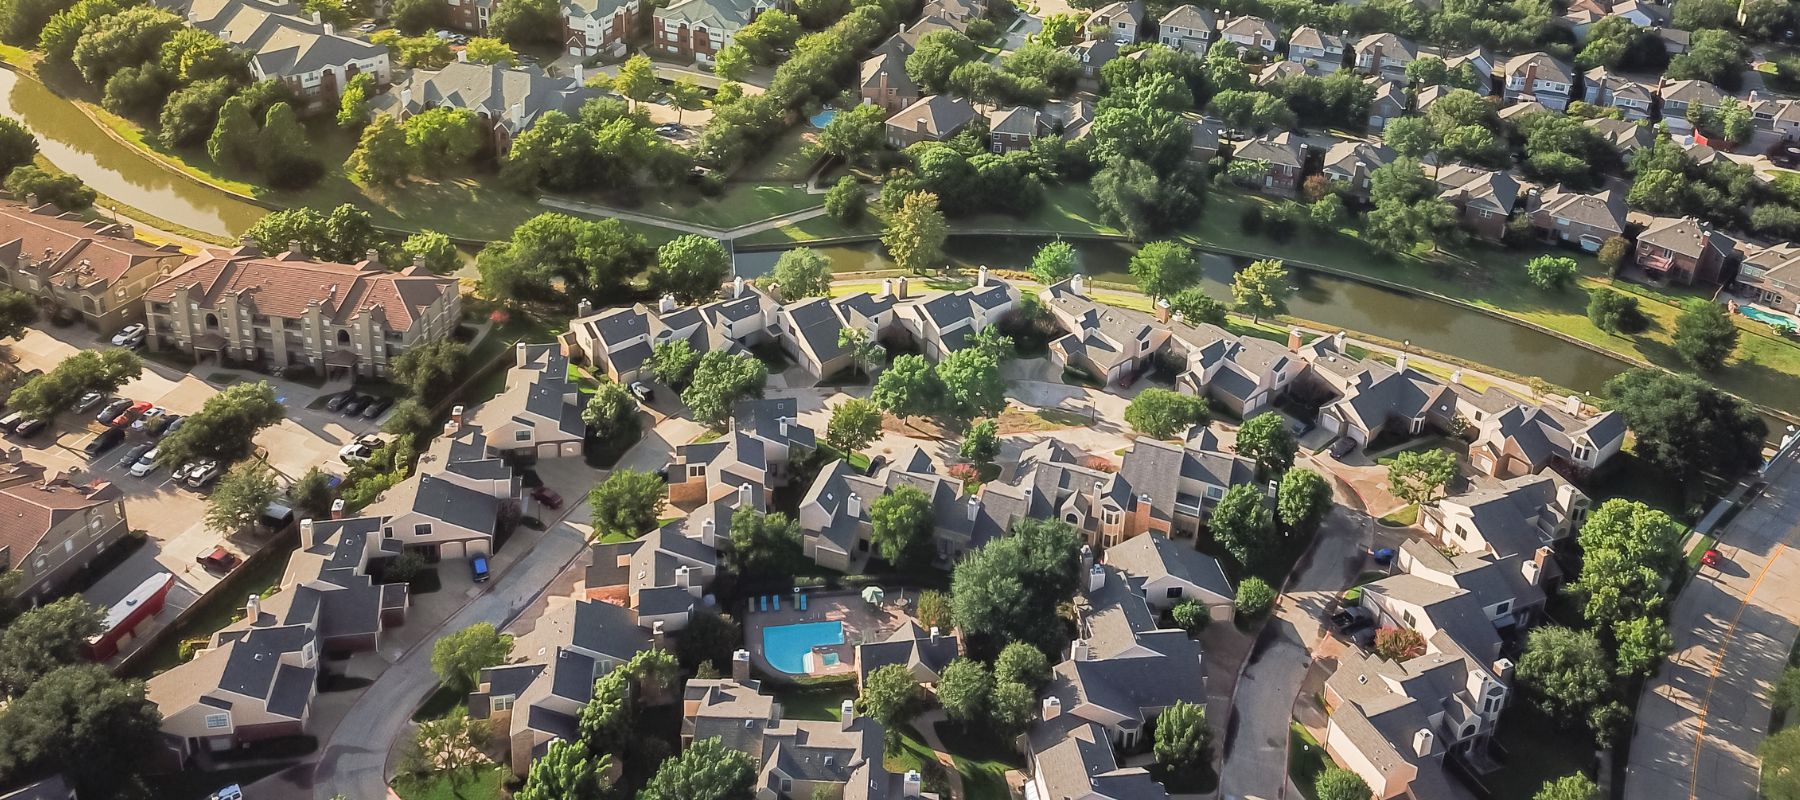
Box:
[539,195,835,240]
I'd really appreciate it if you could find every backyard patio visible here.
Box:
[742,587,924,680]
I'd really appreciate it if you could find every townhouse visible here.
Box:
[1738,240,1800,314]
[1365,76,1407,131]
[568,277,778,384]
[447,0,497,33]
[0,453,128,605]
[1012,439,1163,550]
[1421,473,1590,581]
[1043,275,1175,386]
[1659,79,1724,134]
[1099,504,1235,620]
[0,201,188,335]
[900,269,1017,359]
[1157,5,1217,54]
[377,61,599,154]
[143,241,460,379]
[1220,14,1281,58]
[1581,66,1653,120]
[1256,60,1308,86]
[652,0,771,64]
[1529,185,1627,252]
[1287,26,1346,73]
[987,106,1044,153]
[1353,32,1417,81]
[1747,92,1800,139]
[1633,215,1734,286]
[468,343,588,462]
[356,418,524,560]
[1445,46,1498,84]
[855,622,961,687]
[800,446,1023,570]
[1498,52,1573,111]
[561,0,638,58]
[885,94,980,148]
[1085,0,1144,44]
[1231,131,1308,197]
[1321,140,1398,200]
[777,288,899,382]
[1434,164,1520,241]
[1464,393,1625,479]
[665,397,815,507]
[1117,426,1257,532]
[1306,348,1459,450]
[181,0,390,102]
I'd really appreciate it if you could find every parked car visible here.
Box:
[184,460,221,488]
[629,381,653,402]
[74,391,105,413]
[1370,547,1396,567]
[172,461,199,483]
[0,411,23,434]
[360,396,395,419]
[1329,437,1356,459]
[470,555,490,583]
[197,546,241,573]
[325,391,354,412]
[83,427,125,459]
[129,448,161,477]
[10,418,47,439]
[131,406,168,431]
[162,416,187,437]
[1330,606,1373,633]
[357,20,377,30]
[148,414,180,437]
[113,400,153,427]
[340,395,371,416]
[339,441,375,464]
[115,443,153,471]
[532,486,564,510]
[111,324,146,348]
[96,399,132,424]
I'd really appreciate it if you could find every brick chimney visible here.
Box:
[1287,327,1303,350]
[732,648,751,682]
[330,498,345,519]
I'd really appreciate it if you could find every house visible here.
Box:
[860,49,919,114]
[377,61,598,153]
[568,279,778,383]
[800,446,1024,569]
[683,672,924,800]
[0,453,127,605]
[561,0,639,57]
[1178,325,1307,417]
[0,201,188,335]
[1255,59,1307,86]
[1530,185,1626,252]
[1633,215,1733,285]
[1102,530,1234,618]
[447,0,497,33]
[1070,37,1122,77]
[1412,84,1450,114]
[652,0,770,64]
[357,419,522,560]
[1445,46,1498,84]
[468,343,588,462]
[1737,241,1800,314]
[1042,276,1175,385]
[1187,116,1224,163]
[1321,140,1398,199]
[987,106,1044,153]
[142,241,459,379]
[587,475,752,632]
[148,516,409,766]
[1230,131,1307,196]
[900,269,1017,359]
[1158,5,1217,54]
[856,622,961,687]
[1365,76,1406,131]
[666,397,815,507]
[1581,66,1653,120]
[1220,14,1281,57]
[1085,0,1144,43]
[1421,473,1589,571]
[1053,98,1097,140]
[1305,348,1459,449]
[1498,52,1573,110]
[180,0,389,102]
[1497,100,1548,123]
[1657,26,1692,54]
[1614,0,1670,27]
[1465,395,1625,478]
[1027,720,1170,800]
[1435,164,1520,240]
[1353,32,1418,80]
[1011,439,1165,549]
[1659,79,1724,133]
[1745,92,1800,138]
[1584,117,1655,156]
[1287,26,1345,73]
[885,94,979,147]
[781,289,898,382]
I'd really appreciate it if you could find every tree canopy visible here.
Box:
[950,518,1083,655]
[1602,368,1766,483]
[587,469,667,540]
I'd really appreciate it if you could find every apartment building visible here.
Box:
[0,201,188,335]
[0,453,128,604]
[181,0,390,102]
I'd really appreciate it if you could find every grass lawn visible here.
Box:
[1288,723,1328,799]
[412,684,467,722]
[993,404,1092,434]
[391,765,507,800]
[124,539,296,679]
[1483,701,1593,800]
[739,212,882,244]
[1377,504,1420,527]
[614,182,822,230]
[769,680,857,721]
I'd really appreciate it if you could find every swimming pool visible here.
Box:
[809,109,837,128]
[1740,304,1798,330]
[762,620,843,674]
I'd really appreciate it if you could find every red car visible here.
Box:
[197,546,241,573]
[113,400,153,427]
[1701,548,1723,569]
[531,486,563,510]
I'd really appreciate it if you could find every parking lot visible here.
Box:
[5,327,399,625]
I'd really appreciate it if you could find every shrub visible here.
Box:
[1170,599,1209,633]
[1239,205,1264,235]
[1235,577,1274,618]
[1374,627,1426,661]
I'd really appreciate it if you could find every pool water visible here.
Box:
[1740,304,1798,329]
[763,620,843,674]
[810,109,836,128]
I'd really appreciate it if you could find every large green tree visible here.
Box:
[727,510,803,581]
[6,348,139,421]
[0,597,102,695]
[882,191,948,275]
[653,235,733,304]
[587,469,666,540]
[582,380,641,443]
[346,115,414,186]
[1231,258,1290,323]
[950,518,1083,655]
[763,247,833,300]
[1516,625,1611,720]
[204,461,280,535]
[1124,388,1207,439]
[404,107,483,174]
[1568,499,1685,629]
[1152,700,1213,789]
[1128,241,1202,300]
[1602,368,1766,483]
[936,347,1004,421]
[870,483,935,568]
[1533,774,1599,800]
[392,339,469,401]
[859,663,920,732]
[681,352,768,427]
[516,739,610,800]
[1211,484,1273,567]
[156,381,285,467]
[936,657,991,725]
[872,354,940,421]
[819,102,887,164]
[1235,412,1297,477]
[826,398,882,455]
[0,118,33,176]
[431,622,513,694]
[1672,299,1739,371]
[0,665,161,797]
[0,288,38,341]
[1277,468,1331,536]
[1386,449,1458,506]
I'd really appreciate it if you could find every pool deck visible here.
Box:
[1738,300,1800,330]
[743,588,922,682]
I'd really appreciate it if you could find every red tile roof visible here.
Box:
[145,246,457,332]
[0,461,120,561]
[0,202,182,290]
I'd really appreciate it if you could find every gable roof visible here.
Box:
[145,246,455,333]
[182,0,386,77]
[886,94,978,138]
[1535,185,1626,234]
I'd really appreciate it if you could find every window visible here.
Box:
[1493,601,1510,615]
[1402,610,1416,627]
[383,526,395,539]
[414,523,433,537]
[1205,485,1224,500]
[205,714,229,729]
[688,464,706,478]
[492,694,516,711]
[1165,587,1183,599]
[514,429,532,442]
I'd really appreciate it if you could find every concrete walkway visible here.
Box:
[1626,439,1800,800]
[539,195,835,240]
[913,709,967,799]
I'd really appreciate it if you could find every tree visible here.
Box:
[383,399,435,441]
[681,351,768,427]
[641,737,757,800]
[1375,627,1427,661]
[1665,28,1750,90]
[0,288,36,342]
[1124,388,1207,439]
[819,102,887,163]
[825,176,866,224]
[1387,449,1458,506]
[1766,728,1800,800]
[653,235,732,304]
[907,30,980,92]
[826,398,883,454]
[0,665,161,798]
[1153,701,1213,787]
[989,678,1036,736]
[583,380,641,442]
[205,94,259,171]
[402,230,460,272]
[1231,258,1290,323]
[101,64,171,121]
[917,590,953,631]
[398,706,494,791]
[650,339,701,389]
[883,191,948,275]
[205,461,279,535]
[392,339,468,401]
[1602,369,1766,483]
[860,663,920,732]
[1534,774,1599,800]
[1171,599,1210,633]
[1313,768,1373,800]
[392,0,447,33]
[668,76,704,123]
[1235,412,1296,477]
[1516,625,1610,719]
[1277,468,1331,536]
[1037,12,1081,46]
[587,469,666,540]
[937,658,991,725]
[1167,287,1228,327]
[257,102,321,188]
[1568,499,1685,627]
[936,348,1004,421]
[676,611,741,674]
[727,510,802,580]
[70,6,183,85]
[1128,241,1201,300]
[517,739,609,800]
[488,0,559,44]
[6,348,139,421]
[0,118,33,177]
[464,36,516,66]
[1212,484,1273,567]
[0,597,102,695]
[960,419,999,464]
[872,354,939,421]
[841,327,886,379]
[5,167,94,212]
[1234,576,1274,618]
[158,78,235,148]
[870,483,935,568]
[291,466,335,522]
[712,45,751,81]
[764,248,832,300]
[1031,240,1080,285]
[1527,255,1579,291]
[950,518,1083,654]
[431,622,513,695]
[1613,615,1672,678]
[404,107,482,174]
[995,641,1050,689]
[346,115,413,186]
[1672,299,1738,371]
[613,55,660,109]
[1587,290,1648,334]
[154,380,285,466]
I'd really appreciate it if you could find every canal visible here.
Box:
[737,237,1641,401]
[0,67,267,238]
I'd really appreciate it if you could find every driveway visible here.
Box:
[1626,445,1800,800]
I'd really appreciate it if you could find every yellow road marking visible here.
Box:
[1689,543,1785,799]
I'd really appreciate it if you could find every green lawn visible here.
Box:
[1288,723,1328,799]
[391,765,507,800]
[412,685,467,722]
[1482,701,1593,800]
[123,539,296,679]
[769,680,857,721]
[1377,504,1420,527]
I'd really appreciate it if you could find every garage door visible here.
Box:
[440,541,466,560]
[538,443,560,460]
[560,442,583,458]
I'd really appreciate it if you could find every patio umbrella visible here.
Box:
[861,586,885,605]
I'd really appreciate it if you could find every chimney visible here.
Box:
[239,233,257,250]
[572,64,583,83]
[301,518,313,540]
[246,593,261,621]
[330,498,345,519]
[896,276,909,299]
[22,192,37,207]
[577,298,593,316]
[703,517,717,544]
[847,492,862,517]
[1333,330,1346,349]
[1412,728,1434,757]
[451,405,465,425]
[401,87,413,108]
[515,341,530,367]
[1287,327,1302,350]
[915,117,928,133]
[881,278,893,298]
[311,9,321,22]
[840,699,857,730]
[1521,559,1542,587]
[738,483,752,508]
[659,293,676,313]
[1071,273,1087,296]
[443,420,459,436]
[510,102,525,128]
[1156,298,1171,323]
[677,566,698,595]
[323,21,334,34]
[977,265,989,287]
[779,417,791,437]
[1087,563,1105,592]
[1071,638,1091,661]
[1450,369,1463,385]
[733,275,746,298]
[732,648,751,682]
[287,239,304,256]
[1041,696,1062,720]
[966,495,980,521]
[1492,657,1513,682]
[903,771,923,799]
[1080,543,1094,573]
[1395,353,1408,373]
[1563,393,1581,414]
[117,222,134,240]
[929,625,940,641]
